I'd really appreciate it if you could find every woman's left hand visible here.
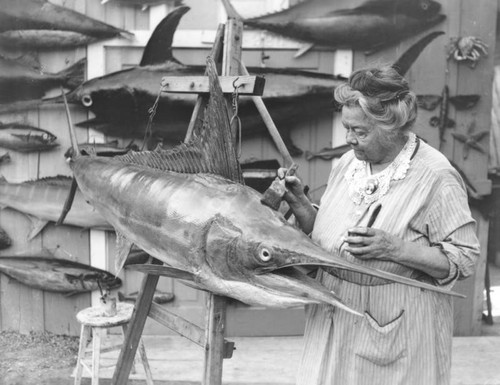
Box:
[343,227,405,262]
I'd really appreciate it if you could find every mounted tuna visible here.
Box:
[0,56,85,104]
[0,0,133,50]
[0,175,111,240]
[221,0,446,56]
[63,56,463,313]
[0,256,122,294]
[0,121,59,152]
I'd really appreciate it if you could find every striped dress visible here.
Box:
[296,137,480,385]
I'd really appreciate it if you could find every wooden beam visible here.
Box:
[148,303,235,358]
[148,303,205,348]
[161,75,265,96]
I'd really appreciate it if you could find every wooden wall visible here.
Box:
[0,0,495,337]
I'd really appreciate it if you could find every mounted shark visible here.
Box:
[62,56,463,312]
[0,0,133,50]
[221,0,446,57]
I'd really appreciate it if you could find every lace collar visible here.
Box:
[345,132,417,205]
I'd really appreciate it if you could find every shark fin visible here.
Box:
[294,43,315,58]
[115,57,244,183]
[27,217,49,240]
[139,6,190,66]
[115,233,134,274]
[125,264,196,281]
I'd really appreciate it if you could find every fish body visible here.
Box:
[0,176,111,239]
[0,56,85,103]
[223,0,445,53]
[0,122,59,152]
[0,256,121,294]
[0,0,133,49]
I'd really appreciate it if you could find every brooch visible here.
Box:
[364,179,379,195]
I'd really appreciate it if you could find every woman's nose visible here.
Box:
[346,130,358,145]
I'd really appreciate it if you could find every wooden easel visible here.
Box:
[111,18,267,385]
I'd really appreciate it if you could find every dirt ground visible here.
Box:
[0,330,79,385]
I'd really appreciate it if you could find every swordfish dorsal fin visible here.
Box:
[139,6,190,67]
[116,56,244,183]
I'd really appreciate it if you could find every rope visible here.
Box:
[142,84,165,151]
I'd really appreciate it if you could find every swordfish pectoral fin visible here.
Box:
[114,232,134,275]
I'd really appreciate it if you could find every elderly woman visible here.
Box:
[282,66,480,385]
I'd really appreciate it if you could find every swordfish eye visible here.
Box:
[81,94,93,107]
[259,247,272,262]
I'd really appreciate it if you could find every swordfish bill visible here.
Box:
[64,58,463,314]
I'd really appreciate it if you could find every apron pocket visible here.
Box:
[355,310,407,366]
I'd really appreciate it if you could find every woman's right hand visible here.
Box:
[277,167,306,206]
[277,167,317,234]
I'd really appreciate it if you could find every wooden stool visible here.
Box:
[74,302,154,385]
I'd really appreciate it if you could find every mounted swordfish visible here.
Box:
[62,57,463,314]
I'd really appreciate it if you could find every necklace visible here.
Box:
[345,132,417,205]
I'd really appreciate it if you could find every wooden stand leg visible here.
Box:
[92,327,102,385]
[74,324,91,385]
[203,294,227,385]
[121,324,137,374]
[111,260,161,385]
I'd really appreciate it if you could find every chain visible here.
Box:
[142,84,165,151]
[230,77,242,159]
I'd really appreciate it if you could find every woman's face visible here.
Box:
[341,105,400,165]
